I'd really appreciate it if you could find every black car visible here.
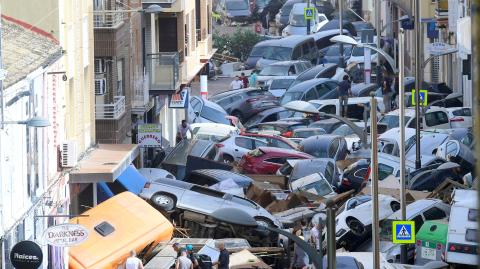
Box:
[319,19,357,36]
[408,162,463,191]
[299,135,348,164]
[338,159,369,193]
[244,107,302,128]
[186,169,254,188]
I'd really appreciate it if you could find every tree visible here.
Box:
[213,28,263,61]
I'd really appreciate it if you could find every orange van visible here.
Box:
[69,192,173,269]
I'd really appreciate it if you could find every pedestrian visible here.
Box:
[230,76,243,90]
[381,79,392,113]
[337,75,352,117]
[176,249,193,269]
[310,222,322,252]
[214,242,229,269]
[290,237,308,269]
[249,70,258,88]
[176,119,192,144]
[186,245,199,269]
[240,72,249,88]
[173,243,182,258]
[125,250,144,269]
[254,20,263,34]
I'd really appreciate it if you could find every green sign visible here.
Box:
[411,89,428,106]
[304,7,315,20]
[392,221,416,244]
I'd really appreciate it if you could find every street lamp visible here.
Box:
[1,117,51,129]
[210,208,324,269]
[330,35,398,74]
[144,4,163,13]
[421,49,459,69]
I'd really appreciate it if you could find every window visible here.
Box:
[320,105,336,114]
[302,43,311,56]
[190,98,202,111]
[305,88,318,101]
[292,47,302,60]
[461,133,474,147]
[200,106,230,124]
[191,185,224,198]
[466,229,477,242]
[217,97,232,107]
[315,84,331,98]
[468,209,477,222]
[325,162,334,182]
[328,139,340,159]
[265,157,286,164]
[445,141,459,156]
[190,175,217,186]
[407,117,417,128]
[425,111,449,127]
[452,108,471,116]
[264,114,278,122]
[116,59,124,96]
[231,196,257,208]
[321,67,337,78]
[253,139,268,148]
[423,207,447,220]
[235,137,254,149]
[378,164,394,180]
[412,215,424,233]
[268,138,291,149]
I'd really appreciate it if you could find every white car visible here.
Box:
[290,172,337,199]
[214,133,297,163]
[282,3,328,36]
[190,123,239,142]
[424,106,472,129]
[330,194,400,249]
[188,96,231,125]
[346,44,379,66]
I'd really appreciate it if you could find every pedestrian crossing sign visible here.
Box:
[304,7,315,20]
[392,221,416,244]
[411,89,428,106]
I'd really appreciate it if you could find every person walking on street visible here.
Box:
[249,70,258,88]
[381,79,392,113]
[310,222,322,252]
[214,242,229,269]
[240,72,249,88]
[125,250,144,269]
[230,76,243,90]
[176,249,194,269]
[186,244,199,269]
[337,75,352,117]
[176,120,192,144]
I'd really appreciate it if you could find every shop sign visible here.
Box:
[10,241,43,269]
[42,224,89,247]
[137,124,162,148]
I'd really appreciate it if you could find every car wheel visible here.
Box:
[151,193,176,212]
[391,201,400,212]
[346,218,365,236]
[231,111,244,122]
[223,154,234,164]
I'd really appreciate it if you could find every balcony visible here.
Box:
[93,9,126,29]
[95,96,126,120]
[146,52,180,92]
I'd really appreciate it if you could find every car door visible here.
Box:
[233,137,256,160]
[424,110,450,129]
[189,97,203,123]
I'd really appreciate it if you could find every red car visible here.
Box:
[239,147,313,174]
[240,132,298,150]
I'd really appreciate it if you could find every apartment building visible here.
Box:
[0,0,94,268]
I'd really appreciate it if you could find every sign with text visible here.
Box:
[10,241,43,269]
[43,224,89,247]
[392,221,416,244]
[169,89,188,108]
[137,124,162,148]
[304,7,315,20]
[411,89,428,106]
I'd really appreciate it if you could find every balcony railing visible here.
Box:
[95,96,126,120]
[142,0,177,4]
[93,9,126,29]
[146,52,180,91]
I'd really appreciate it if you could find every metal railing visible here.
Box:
[95,96,126,120]
[93,9,126,28]
[146,52,180,91]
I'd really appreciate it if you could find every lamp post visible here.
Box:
[210,208,323,269]
[413,0,421,170]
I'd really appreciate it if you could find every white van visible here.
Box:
[309,97,385,121]
[446,189,478,266]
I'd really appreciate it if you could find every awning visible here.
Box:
[116,164,147,194]
[70,144,139,183]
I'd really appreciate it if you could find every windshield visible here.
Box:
[297,177,333,197]
[256,0,269,8]
[263,46,293,61]
[352,45,378,57]
[379,115,411,129]
[226,0,249,10]
[201,106,230,124]
[294,129,325,138]
[332,125,354,136]
[260,65,290,76]
[270,79,295,89]
[290,13,314,27]
[280,91,303,105]
[250,46,268,57]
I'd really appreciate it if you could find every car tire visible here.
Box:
[151,193,176,212]
[346,217,365,236]
[223,154,234,164]
[231,111,244,122]
[391,201,400,212]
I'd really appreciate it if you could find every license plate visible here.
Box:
[421,247,436,260]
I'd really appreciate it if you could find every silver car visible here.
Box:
[139,178,281,228]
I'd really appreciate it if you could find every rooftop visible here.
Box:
[1,18,62,88]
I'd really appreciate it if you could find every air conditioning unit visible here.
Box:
[61,141,77,168]
[95,78,106,95]
[94,58,105,74]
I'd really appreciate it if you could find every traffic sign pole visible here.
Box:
[306,2,311,35]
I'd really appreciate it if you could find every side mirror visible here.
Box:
[194,111,200,117]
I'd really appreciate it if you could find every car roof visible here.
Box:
[296,63,338,81]
[257,35,315,48]
[191,169,253,182]
[269,60,310,66]
[291,3,310,12]
[351,82,377,92]
[287,78,335,92]
[388,199,443,220]
[384,108,416,117]
[312,29,349,40]
[258,146,311,157]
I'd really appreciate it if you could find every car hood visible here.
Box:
[256,58,279,70]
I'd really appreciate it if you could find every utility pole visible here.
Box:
[306,1,311,35]
[375,0,382,86]
[338,0,344,68]
[370,93,380,269]
[414,0,421,169]
[326,199,336,269]
[398,28,408,264]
